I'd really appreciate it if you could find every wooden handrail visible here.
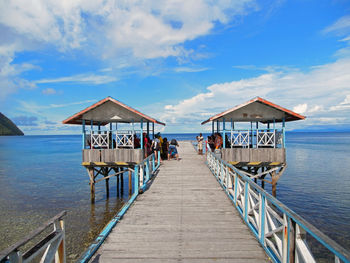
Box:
[0,210,67,261]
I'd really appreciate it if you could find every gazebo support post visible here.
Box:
[82,119,85,149]
[140,119,144,149]
[223,118,226,149]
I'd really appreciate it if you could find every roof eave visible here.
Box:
[62,97,166,126]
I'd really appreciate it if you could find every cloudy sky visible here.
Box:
[1,0,350,134]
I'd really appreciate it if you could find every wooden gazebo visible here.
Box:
[201,97,305,195]
[63,96,165,201]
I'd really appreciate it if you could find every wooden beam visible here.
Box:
[94,169,128,184]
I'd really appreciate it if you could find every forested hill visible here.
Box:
[0,113,24,136]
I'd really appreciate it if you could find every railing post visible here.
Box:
[139,164,144,188]
[244,182,249,222]
[56,218,66,263]
[225,166,229,190]
[146,159,150,182]
[281,214,289,263]
[220,160,224,185]
[234,173,238,204]
[152,154,155,172]
[8,250,22,263]
[134,165,139,194]
[157,151,161,168]
[259,194,265,245]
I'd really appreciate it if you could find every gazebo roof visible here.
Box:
[62,97,165,126]
[201,97,305,124]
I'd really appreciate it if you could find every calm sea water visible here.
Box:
[0,132,349,261]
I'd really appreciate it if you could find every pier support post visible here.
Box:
[271,170,277,197]
[117,169,120,196]
[120,169,124,194]
[88,168,95,203]
[105,178,109,198]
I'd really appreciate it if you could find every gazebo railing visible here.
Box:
[226,129,283,148]
[84,130,146,149]
[231,130,250,147]
[90,131,109,148]
[115,130,134,148]
[257,129,275,148]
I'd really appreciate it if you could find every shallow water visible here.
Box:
[0,133,349,261]
[0,135,130,262]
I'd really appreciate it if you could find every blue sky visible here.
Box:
[1,0,350,134]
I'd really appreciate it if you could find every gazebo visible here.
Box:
[63,96,165,201]
[201,97,305,196]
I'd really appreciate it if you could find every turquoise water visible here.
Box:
[0,133,349,261]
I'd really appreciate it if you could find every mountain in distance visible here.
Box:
[0,112,24,136]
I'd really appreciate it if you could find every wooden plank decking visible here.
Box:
[90,141,270,263]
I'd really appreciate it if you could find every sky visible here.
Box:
[1,0,350,134]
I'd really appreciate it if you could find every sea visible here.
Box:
[0,132,349,261]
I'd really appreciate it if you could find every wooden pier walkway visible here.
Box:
[91,141,270,263]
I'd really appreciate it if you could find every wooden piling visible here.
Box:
[120,169,124,194]
[117,171,120,196]
[271,170,277,197]
[88,168,95,203]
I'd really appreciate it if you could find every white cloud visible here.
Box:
[42,88,56,95]
[0,0,258,99]
[157,58,350,131]
[35,73,118,85]
[323,15,350,35]
[293,104,307,114]
[0,0,257,59]
[0,54,37,99]
[17,99,96,115]
[329,94,350,111]
[323,15,350,49]
[174,67,209,73]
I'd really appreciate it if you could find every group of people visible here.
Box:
[146,133,180,161]
[206,133,225,152]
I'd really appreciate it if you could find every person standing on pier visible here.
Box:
[197,133,204,155]
[151,135,161,162]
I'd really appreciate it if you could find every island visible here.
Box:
[0,112,24,136]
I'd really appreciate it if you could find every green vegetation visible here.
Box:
[0,113,24,136]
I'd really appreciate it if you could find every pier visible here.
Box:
[90,141,269,262]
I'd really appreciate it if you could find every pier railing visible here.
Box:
[78,151,161,263]
[206,146,350,263]
[0,211,67,263]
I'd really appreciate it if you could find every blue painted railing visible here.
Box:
[78,151,161,263]
[206,145,350,263]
